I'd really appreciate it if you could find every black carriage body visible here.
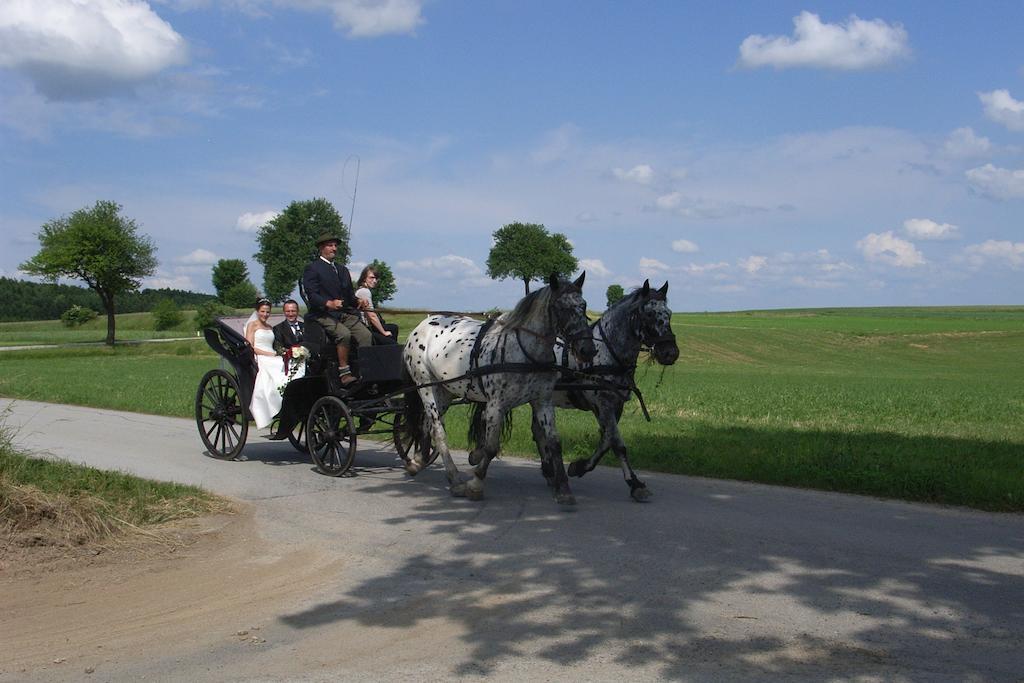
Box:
[203,319,258,413]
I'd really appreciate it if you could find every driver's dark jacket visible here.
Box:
[302,257,359,320]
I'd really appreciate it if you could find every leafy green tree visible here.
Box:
[606,284,625,308]
[255,198,348,302]
[223,280,260,309]
[367,259,397,305]
[60,304,98,328]
[20,200,157,345]
[211,259,249,302]
[485,222,578,295]
[151,298,184,330]
[194,300,233,331]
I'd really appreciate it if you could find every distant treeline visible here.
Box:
[0,277,217,322]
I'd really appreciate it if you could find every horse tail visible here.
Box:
[467,402,514,449]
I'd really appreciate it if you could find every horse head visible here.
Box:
[549,271,597,364]
[635,280,679,366]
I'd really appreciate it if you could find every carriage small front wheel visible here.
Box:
[307,395,357,476]
[195,368,248,460]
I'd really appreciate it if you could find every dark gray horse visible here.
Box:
[551,280,678,501]
[402,273,597,505]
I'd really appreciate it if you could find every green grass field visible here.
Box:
[1,307,1021,511]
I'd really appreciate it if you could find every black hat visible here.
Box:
[315,232,341,247]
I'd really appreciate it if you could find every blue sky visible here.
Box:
[2,1,1023,312]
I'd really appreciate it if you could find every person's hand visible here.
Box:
[357,298,370,310]
[383,330,392,337]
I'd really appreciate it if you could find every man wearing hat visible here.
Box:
[302,232,372,386]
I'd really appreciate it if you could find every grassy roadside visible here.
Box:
[1,307,1022,512]
[1,411,229,549]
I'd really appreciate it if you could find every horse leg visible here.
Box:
[567,399,616,478]
[612,429,650,502]
[530,405,556,488]
[412,388,467,496]
[464,401,504,501]
[531,399,575,506]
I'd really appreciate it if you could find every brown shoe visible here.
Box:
[339,373,359,387]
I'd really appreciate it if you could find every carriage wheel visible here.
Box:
[287,420,306,453]
[392,411,439,466]
[195,369,248,460]
[307,396,357,476]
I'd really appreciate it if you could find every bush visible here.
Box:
[223,280,259,309]
[151,298,184,330]
[194,300,233,331]
[60,304,98,328]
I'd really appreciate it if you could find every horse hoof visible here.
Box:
[450,482,468,498]
[404,461,422,476]
[555,493,577,506]
[631,486,652,502]
[567,461,586,478]
[466,487,485,501]
[468,450,482,466]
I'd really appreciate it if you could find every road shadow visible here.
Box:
[278,445,1024,679]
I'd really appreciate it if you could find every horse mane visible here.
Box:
[497,284,554,329]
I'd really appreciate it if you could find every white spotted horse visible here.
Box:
[549,280,678,501]
[402,273,597,505]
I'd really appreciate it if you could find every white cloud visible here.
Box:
[738,255,768,274]
[681,261,729,275]
[175,248,218,265]
[612,164,654,185]
[978,89,1024,132]
[396,254,490,286]
[578,258,611,278]
[671,239,699,253]
[965,164,1024,200]
[531,123,580,164]
[638,257,669,276]
[236,210,279,232]
[738,11,909,70]
[962,240,1024,269]
[313,0,424,38]
[655,192,681,210]
[145,274,195,290]
[0,0,188,100]
[942,127,991,158]
[902,218,959,241]
[857,231,925,267]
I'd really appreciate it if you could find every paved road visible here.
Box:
[2,398,1023,681]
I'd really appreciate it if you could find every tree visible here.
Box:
[606,284,624,308]
[255,198,348,302]
[211,259,249,302]
[223,280,260,309]
[486,222,578,295]
[20,200,156,345]
[151,298,184,330]
[367,259,397,305]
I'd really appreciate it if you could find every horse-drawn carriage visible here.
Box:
[194,275,679,504]
[195,313,422,476]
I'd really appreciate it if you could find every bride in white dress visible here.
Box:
[246,299,288,429]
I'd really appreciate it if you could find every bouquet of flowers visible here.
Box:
[278,345,309,396]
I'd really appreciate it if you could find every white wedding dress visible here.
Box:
[250,327,288,429]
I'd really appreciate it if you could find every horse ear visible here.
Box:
[573,271,586,289]
[659,281,669,295]
[548,272,559,288]
[642,279,651,296]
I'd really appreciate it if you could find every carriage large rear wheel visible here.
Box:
[307,396,357,476]
[287,420,306,453]
[392,411,439,466]
[195,369,248,460]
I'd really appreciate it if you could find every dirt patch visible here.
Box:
[0,505,329,679]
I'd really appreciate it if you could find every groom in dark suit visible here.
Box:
[272,299,305,355]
